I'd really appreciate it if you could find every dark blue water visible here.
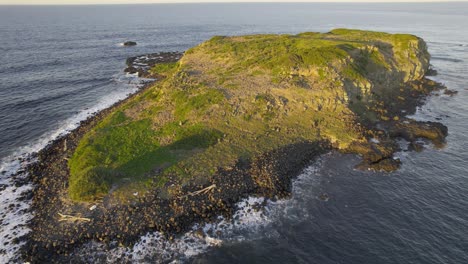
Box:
[0,3,467,263]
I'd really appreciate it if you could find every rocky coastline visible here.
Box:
[20,88,330,262]
[124,52,183,78]
[17,31,454,263]
[20,52,331,262]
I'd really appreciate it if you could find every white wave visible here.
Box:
[1,71,325,262]
[114,72,155,87]
[69,156,325,263]
[0,168,33,264]
[69,196,272,263]
[0,75,142,263]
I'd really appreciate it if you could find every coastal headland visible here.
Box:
[20,29,450,262]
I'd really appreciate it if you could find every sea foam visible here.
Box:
[67,157,325,263]
[0,70,325,263]
[0,74,140,263]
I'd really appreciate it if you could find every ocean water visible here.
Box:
[0,3,467,263]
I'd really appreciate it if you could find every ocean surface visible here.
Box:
[1,3,468,263]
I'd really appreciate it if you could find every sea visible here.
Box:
[0,2,467,263]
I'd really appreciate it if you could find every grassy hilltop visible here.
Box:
[68,29,432,201]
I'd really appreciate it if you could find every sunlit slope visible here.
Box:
[68,29,429,201]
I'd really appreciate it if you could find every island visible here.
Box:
[22,29,449,262]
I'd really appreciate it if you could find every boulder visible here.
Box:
[123,41,137,47]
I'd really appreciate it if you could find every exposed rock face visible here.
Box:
[22,29,451,262]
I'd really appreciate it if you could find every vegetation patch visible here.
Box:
[149,62,179,76]
[24,30,449,264]
[68,29,431,201]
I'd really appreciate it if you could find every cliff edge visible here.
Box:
[24,29,448,262]
[68,29,443,201]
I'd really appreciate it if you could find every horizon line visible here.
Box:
[1,1,467,6]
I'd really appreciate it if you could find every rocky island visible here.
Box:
[22,29,449,262]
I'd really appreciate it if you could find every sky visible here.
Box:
[0,0,466,5]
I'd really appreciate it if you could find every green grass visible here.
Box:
[68,29,430,201]
[149,62,179,76]
[172,87,225,119]
[69,108,222,201]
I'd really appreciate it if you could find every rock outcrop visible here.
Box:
[124,52,183,78]
[123,41,137,46]
[22,29,450,262]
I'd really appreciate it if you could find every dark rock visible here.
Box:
[443,89,458,96]
[356,157,401,172]
[426,67,438,76]
[123,66,138,74]
[409,142,424,152]
[124,52,183,78]
[123,41,137,47]
[123,66,144,77]
[194,228,205,239]
[387,119,448,148]
[318,193,329,201]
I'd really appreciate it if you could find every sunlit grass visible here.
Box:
[68,29,427,201]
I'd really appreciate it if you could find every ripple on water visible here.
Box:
[0,76,140,263]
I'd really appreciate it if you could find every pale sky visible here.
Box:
[0,0,466,5]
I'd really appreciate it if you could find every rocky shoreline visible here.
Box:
[18,48,451,263]
[20,95,330,262]
[124,52,183,78]
[15,52,325,263]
